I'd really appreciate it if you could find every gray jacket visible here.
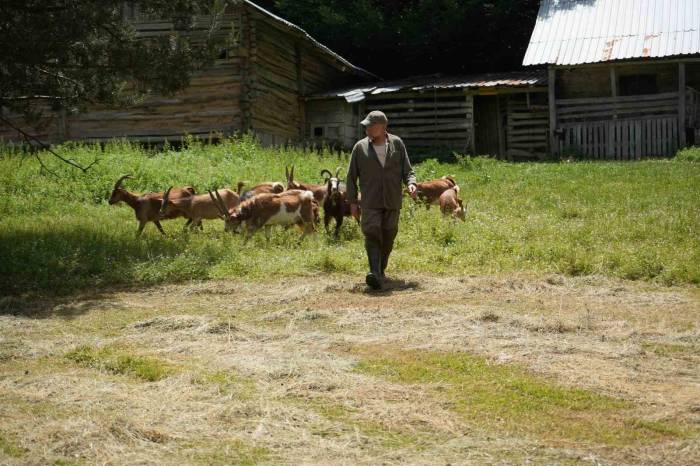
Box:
[346,133,417,210]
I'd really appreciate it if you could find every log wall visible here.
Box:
[0,3,367,145]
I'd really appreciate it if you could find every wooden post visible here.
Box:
[610,65,618,120]
[679,62,687,148]
[496,95,505,159]
[548,67,558,157]
[610,66,617,97]
[467,93,476,155]
[295,42,305,142]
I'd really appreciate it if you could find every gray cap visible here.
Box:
[360,110,388,126]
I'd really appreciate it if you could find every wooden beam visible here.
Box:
[467,94,476,154]
[610,65,618,120]
[548,67,558,156]
[679,62,687,148]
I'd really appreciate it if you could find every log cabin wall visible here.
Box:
[0,2,370,145]
[305,99,362,149]
[250,12,366,146]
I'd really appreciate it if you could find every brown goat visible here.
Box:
[414,175,457,208]
[285,165,326,203]
[212,189,317,241]
[161,186,240,230]
[439,186,466,221]
[108,174,195,236]
[238,181,285,201]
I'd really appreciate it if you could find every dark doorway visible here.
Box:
[474,95,501,156]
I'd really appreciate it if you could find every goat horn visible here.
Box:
[335,166,342,178]
[160,186,173,215]
[113,174,132,190]
[208,190,226,219]
[320,169,332,180]
[285,165,289,181]
[214,189,231,219]
[290,165,294,181]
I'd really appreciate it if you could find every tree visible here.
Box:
[0,0,232,120]
[272,0,539,79]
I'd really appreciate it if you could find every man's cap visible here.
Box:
[360,110,388,126]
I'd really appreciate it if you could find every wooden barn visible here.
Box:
[524,0,700,159]
[0,1,374,145]
[305,71,550,160]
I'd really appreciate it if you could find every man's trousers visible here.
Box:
[360,208,400,278]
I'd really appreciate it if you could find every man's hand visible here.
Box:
[350,203,361,221]
[407,183,418,200]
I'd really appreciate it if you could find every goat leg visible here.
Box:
[154,220,166,235]
[334,215,343,238]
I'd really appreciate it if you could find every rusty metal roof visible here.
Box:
[310,70,547,102]
[523,0,700,66]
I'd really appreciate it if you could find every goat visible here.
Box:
[413,175,457,209]
[238,181,285,201]
[160,186,240,230]
[285,165,326,203]
[211,189,317,241]
[108,174,195,236]
[439,186,466,221]
[320,167,355,237]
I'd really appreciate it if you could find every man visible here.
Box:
[346,110,418,290]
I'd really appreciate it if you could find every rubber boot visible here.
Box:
[365,246,383,290]
[380,251,389,280]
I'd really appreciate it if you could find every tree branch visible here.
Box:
[0,114,98,173]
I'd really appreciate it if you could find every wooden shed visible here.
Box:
[524,0,700,159]
[0,1,374,145]
[305,71,550,159]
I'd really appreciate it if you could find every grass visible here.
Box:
[292,396,428,450]
[0,135,699,297]
[349,346,693,447]
[0,433,25,457]
[65,345,175,381]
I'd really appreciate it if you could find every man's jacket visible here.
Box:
[346,133,417,210]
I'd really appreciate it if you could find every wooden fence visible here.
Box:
[557,92,681,158]
[365,90,473,154]
[506,94,549,159]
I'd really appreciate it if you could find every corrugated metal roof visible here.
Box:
[523,0,700,66]
[310,70,547,102]
[245,1,377,78]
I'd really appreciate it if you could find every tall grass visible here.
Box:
[1,135,698,295]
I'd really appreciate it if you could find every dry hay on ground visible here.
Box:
[1,273,698,465]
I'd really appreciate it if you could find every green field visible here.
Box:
[1,137,699,465]
[1,136,699,296]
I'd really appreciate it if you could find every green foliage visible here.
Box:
[1,136,699,296]
[1,1,230,118]
[272,0,540,79]
[675,146,700,162]
[65,345,175,381]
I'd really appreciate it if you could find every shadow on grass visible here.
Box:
[352,278,421,295]
[0,224,201,306]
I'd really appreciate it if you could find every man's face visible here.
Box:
[365,123,386,140]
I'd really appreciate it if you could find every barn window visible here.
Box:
[313,126,324,137]
[619,74,658,96]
